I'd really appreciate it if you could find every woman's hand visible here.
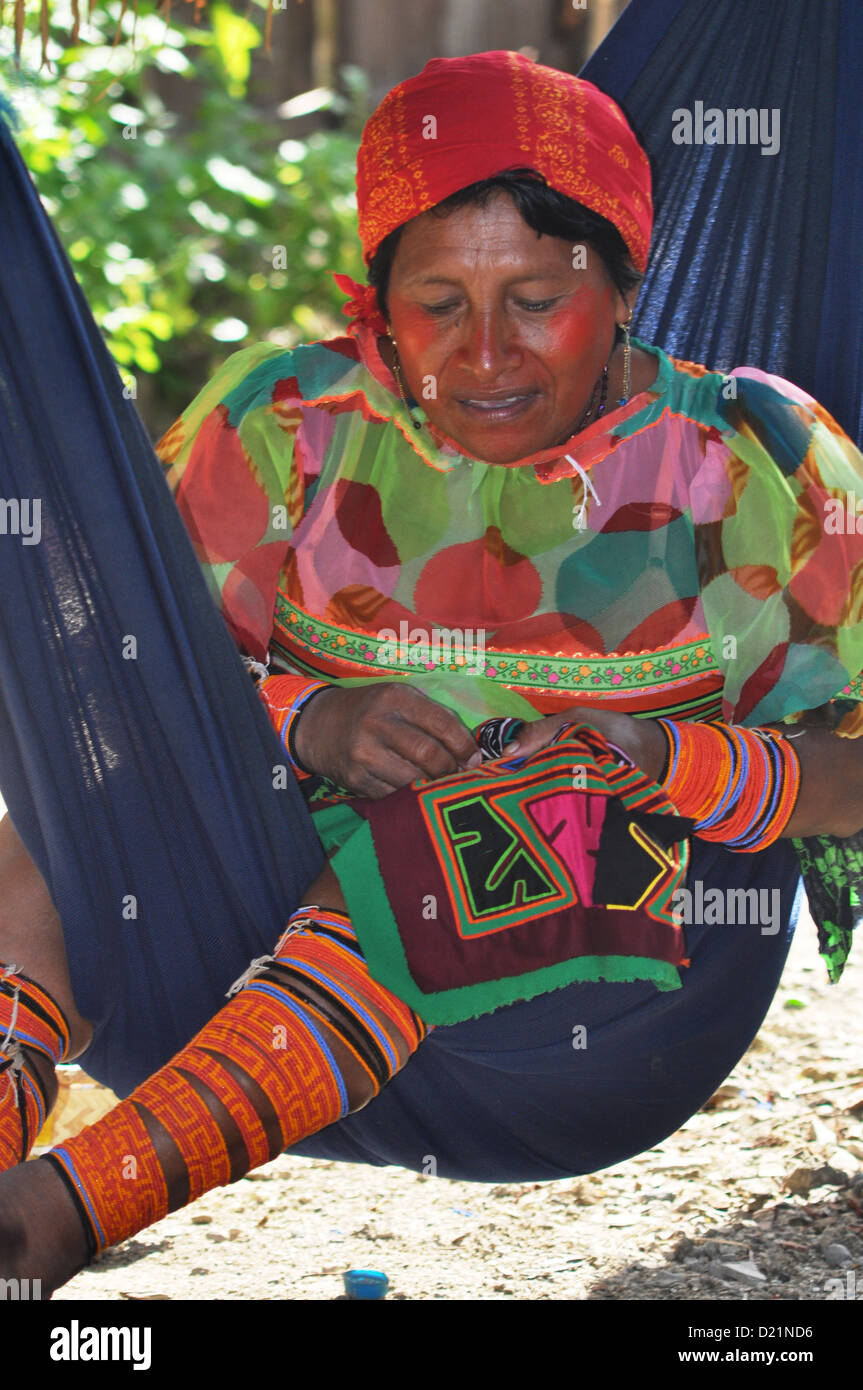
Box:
[508,710,863,838]
[507,707,668,783]
[293,682,482,799]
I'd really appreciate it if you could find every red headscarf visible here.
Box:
[334,50,652,336]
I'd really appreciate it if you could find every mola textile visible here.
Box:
[323,725,694,1025]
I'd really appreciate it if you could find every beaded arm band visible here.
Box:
[655,719,801,851]
[257,674,333,780]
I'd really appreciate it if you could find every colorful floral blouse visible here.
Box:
[156,326,863,983]
[156,329,863,741]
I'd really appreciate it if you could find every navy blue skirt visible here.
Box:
[289,836,802,1181]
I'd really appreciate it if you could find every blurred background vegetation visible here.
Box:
[1,0,368,435]
[0,0,624,438]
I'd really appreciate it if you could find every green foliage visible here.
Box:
[0,1,366,432]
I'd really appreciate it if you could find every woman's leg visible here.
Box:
[0,814,94,1169]
[0,863,429,1294]
[0,815,94,1057]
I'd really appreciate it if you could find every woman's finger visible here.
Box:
[393,687,481,767]
[384,717,476,781]
[362,743,432,794]
[508,707,665,782]
[505,713,574,759]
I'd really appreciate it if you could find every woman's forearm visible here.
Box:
[624,714,862,841]
[545,710,863,842]
[778,726,863,838]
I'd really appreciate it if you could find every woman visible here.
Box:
[2,51,862,1292]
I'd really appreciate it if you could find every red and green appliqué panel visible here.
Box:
[328,731,695,1023]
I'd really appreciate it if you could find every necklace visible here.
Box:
[571,365,609,436]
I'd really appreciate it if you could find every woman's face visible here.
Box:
[384,192,629,465]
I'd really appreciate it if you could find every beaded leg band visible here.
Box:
[0,963,71,1168]
[44,907,430,1258]
[261,907,430,1091]
[655,719,801,850]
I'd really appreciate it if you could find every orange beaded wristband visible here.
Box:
[258,673,331,780]
[656,719,800,851]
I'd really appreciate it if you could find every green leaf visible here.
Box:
[1,5,363,408]
[210,2,260,97]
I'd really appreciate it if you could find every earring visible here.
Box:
[388,334,423,430]
[617,315,633,407]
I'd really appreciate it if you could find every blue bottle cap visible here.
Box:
[343,1268,389,1300]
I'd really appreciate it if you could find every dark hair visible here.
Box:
[367,167,643,325]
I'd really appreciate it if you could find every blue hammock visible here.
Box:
[583,0,863,447]
[0,0,859,1123]
[0,93,324,1098]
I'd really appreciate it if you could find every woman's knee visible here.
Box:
[255,902,431,1113]
[0,813,93,1058]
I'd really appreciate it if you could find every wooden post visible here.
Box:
[587,0,624,55]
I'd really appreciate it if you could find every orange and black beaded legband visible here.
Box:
[45,1101,168,1258]
[656,719,801,851]
[133,1070,232,1202]
[40,906,429,1257]
[171,1049,272,1172]
[267,908,431,1093]
[1,966,71,1168]
[43,992,344,1256]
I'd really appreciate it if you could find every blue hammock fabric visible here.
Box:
[0,95,324,1099]
[582,0,863,448]
[0,0,859,1176]
[291,837,802,1180]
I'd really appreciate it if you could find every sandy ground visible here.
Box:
[47,904,863,1303]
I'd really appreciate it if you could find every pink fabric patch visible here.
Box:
[525,788,603,904]
[727,366,816,408]
[689,436,736,525]
[293,483,399,615]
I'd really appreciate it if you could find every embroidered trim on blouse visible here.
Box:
[273,592,720,692]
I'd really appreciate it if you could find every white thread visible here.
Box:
[0,963,23,1055]
[225,954,277,999]
[224,907,327,997]
[242,653,271,686]
[0,965,25,1102]
[565,453,601,531]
